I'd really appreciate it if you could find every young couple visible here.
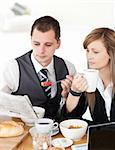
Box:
[1,16,115,124]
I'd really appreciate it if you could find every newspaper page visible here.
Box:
[0,92,38,119]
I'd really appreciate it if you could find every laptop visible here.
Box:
[88,122,115,150]
[71,122,115,150]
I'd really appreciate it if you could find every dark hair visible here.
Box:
[30,16,60,41]
[83,27,115,112]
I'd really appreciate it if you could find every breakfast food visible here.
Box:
[41,81,53,87]
[68,125,82,129]
[0,120,24,137]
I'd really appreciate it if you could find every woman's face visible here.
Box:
[86,39,110,71]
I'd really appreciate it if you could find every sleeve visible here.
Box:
[0,60,19,93]
[61,93,87,120]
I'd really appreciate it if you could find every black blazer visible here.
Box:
[66,89,115,125]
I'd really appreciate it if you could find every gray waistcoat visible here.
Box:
[12,50,69,121]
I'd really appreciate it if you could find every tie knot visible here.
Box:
[38,69,48,81]
[40,69,48,77]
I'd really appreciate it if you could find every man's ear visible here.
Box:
[56,39,61,49]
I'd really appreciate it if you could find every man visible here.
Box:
[0,16,76,122]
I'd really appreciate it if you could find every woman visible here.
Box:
[66,27,115,124]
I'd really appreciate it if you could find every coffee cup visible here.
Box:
[83,69,99,92]
[34,118,58,149]
[35,118,58,133]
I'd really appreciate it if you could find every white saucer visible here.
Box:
[29,126,59,137]
[71,144,88,150]
[52,138,73,148]
[52,127,59,136]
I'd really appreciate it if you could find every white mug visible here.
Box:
[35,118,58,133]
[83,69,99,92]
[32,118,58,150]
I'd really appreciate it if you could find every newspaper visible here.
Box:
[0,92,38,119]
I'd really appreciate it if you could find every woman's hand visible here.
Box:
[71,74,88,93]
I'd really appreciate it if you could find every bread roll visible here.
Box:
[0,121,24,137]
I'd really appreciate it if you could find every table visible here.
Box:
[17,126,87,150]
[12,118,87,149]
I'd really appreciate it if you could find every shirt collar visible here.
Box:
[97,76,113,92]
[31,53,54,74]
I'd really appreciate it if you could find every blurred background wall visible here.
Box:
[0,0,114,76]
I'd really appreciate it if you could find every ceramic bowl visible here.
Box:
[59,119,88,140]
[21,106,45,126]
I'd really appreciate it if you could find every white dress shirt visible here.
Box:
[0,53,76,99]
[82,76,113,121]
[97,77,113,120]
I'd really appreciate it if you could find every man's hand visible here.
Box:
[61,75,73,98]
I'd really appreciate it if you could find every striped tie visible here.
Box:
[38,69,51,99]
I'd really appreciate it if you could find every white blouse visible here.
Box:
[82,76,113,121]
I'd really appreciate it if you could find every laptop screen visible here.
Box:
[88,122,115,150]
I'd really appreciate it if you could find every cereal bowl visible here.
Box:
[32,106,45,119]
[21,106,45,126]
[59,119,88,140]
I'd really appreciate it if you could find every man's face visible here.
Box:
[31,28,60,67]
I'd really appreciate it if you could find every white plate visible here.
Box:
[21,117,36,126]
[71,144,88,150]
[29,126,59,137]
[52,138,73,148]
[0,115,12,121]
